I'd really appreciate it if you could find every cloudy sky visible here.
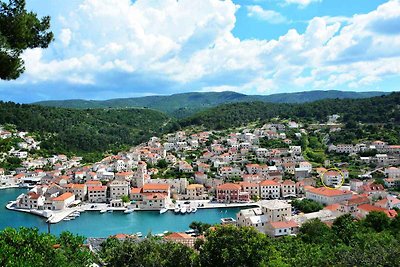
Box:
[1,0,399,102]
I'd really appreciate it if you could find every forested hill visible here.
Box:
[0,102,178,158]
[34,90,389,118]
[180,92,400,129]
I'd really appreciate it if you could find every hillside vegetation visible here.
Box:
[0,102,178,159]
[34,90,389,118]
[180,92,400,129]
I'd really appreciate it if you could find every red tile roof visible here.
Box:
[53,192,74,201]
[217,183,241,190]
[269,220,298,229]
[308,187,352,197]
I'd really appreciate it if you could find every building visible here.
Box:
[259,180,280,199]
[260,199,291,222]
[52,192,75,210]
[239,182,259,198]
[17,192,45,209]
[64,183,87,201]
[87,185,107,203]
[142,183,171,196]
[306,187,352,205]
[281,180,296,198]
[186,184,207,200]
[164,232,198,248]
[265,220,299,237]
[236,207,267,233]
[136,193,168,210]
[109,180,130,200]
[323,171,343,187]
[216,183,249,203]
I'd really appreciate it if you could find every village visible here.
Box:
[1,118,400,239]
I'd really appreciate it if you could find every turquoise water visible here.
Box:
[0,188,242,237]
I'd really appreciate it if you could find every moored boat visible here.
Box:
[100,209,107,214]
[136,232,143,237]
[159,208,168,214]
[192,207,197,213]
[180,206,187,214]
[124,209,134,214]
[174,207,180,214]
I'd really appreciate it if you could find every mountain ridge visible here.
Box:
[33,90,391,118]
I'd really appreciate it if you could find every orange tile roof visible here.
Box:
[357,204,386,212]
[260,180,279,186]
[324,204,340,211]
[308,187,352,197]
[143,184,170,191]
[53,192,74,201]
[217,183,241,190]
[86,180,102,186]
[65,184,86,189]
[88,186,107,191]
[131,187,142,194]
[164,232,192,240]
[269,220,298,229]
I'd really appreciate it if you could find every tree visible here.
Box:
[0,227,93,267]
[198,225,272,267]
[332,214,359,245]
[99,237,198,267]
[0,0,54,80]
[362,211,390,232]
[299,219,332,244]
[121,195,130,203]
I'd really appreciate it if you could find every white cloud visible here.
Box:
[18,0,400,96]
[283,0,322,8]
[246,5,288,24]
[59,28,72,46]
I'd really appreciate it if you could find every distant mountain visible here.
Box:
[180,92,400,130]
[34,90,390,117]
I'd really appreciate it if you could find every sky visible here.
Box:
[1,0,400,102]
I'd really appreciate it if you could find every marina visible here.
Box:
[0,188,245,237]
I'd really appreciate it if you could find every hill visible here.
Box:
[0,102,178,160]
[180,92,400,129]
[34,90,389,118]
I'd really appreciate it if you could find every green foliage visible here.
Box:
[0,227,93,267]
[0,102,176,156]
[362,211,391,232]
[259,138,289,149]
[181,92,400,129]
[198,225,272,267]
[0,156,22,170]
[35,90,389,118]
[99,237,198,267]
[121,195,130,203]
[0,0,54,80]
[292,199,323,213]
[189,221,212,233]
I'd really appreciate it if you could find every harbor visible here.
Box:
[0,188,245,237]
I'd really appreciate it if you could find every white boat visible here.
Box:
[187,207,192,213]
[159,208,168,214]
[72,212,80,217]
[63,217,71,221]
[124,209,134,214]
[174,207,180,214]
[180,206,187,214]
[192,207,197,213]
[107,209,113,213]
[136,232,143,237]
[100,209,107,214]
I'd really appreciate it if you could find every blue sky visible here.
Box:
[0,0,399,103]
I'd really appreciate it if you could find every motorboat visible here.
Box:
[180,206,187,214]
[100,209,107,214]
[187,207,192,213]
[159,208,168,214]
[192,207,197,213]
[124,209,134,214]
[107,209,113,213]
[136,232,143,237]
[174,207,180,214]
[63,217,71,221]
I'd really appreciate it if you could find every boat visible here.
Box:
[163,231,169,234]
[192,207,197,213]
[100,209,107,214]
[159,208,168,214]
[124,209,134,214]
[63,217,71,221]
[72,211,80,217]
[180,206,187,214]
[136,232,143,237]
[187,207,192,213]
[174,207,180,214]
[107,209,113,213]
